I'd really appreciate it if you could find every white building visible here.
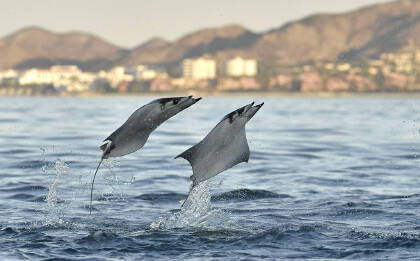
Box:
[0,69,18,83]
[19,69,54,85]
[49,65,94,90]
[50,65,81,74]
[336,63,351,72]
[133,65,167,80]
[99,66,134,87]
[225,57,257,77]
[19,65,95,92]
[0,69,18,79]
[183,57,216,80]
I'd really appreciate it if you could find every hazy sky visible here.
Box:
[1,0,392,48]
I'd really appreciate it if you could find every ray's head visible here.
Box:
[223,101,264,126]
[150,96,201,116]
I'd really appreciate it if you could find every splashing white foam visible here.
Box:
[43,159,69,226]
[150,181,231,230]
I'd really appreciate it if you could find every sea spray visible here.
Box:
[150,181,232,230]
[101,158,134,201]
[43,159,70,226]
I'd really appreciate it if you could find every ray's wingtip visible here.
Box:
[255,102,264,108]
[190,96,202,104]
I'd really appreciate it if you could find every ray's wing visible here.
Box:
[211,127,250,173]
[177,127,250,187]
[99,103,152,158]
[102,96,201,158]
[175,144,198,164]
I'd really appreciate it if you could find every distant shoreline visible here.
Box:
[2,91,420,98]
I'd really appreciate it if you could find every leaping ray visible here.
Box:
[176,101,264,207]
[90,96,201,213]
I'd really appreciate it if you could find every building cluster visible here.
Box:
[269,50,420,92]
[0,56,259,94]
[0,64,169,95]
[179,56,259,91]
[1,50,420,95]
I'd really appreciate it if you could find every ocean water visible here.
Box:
[0,96,419,260]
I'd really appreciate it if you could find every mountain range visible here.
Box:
[1,0,420,72]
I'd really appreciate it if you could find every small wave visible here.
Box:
[135,192,185,202]
[164,140,197,146]
[212,189,291,202]
[44,135,96,141]
[340,201,380,208]
[333,208,386,217]
[190,228,247,238]
[226,208,282,214]
[1,135,29,140]
[21,242,49,249]
[395,154,419,160]
[236,223,329,245]
[293,147,330,153]
[0,149,33,155]
[348,230,420,248]
[1,227,18,235]
[279,153,321,159]
[8,194,46,203]
[152,174,186,181]
[78,231,120,243]
[304,177,352,186]
[0,118,19,123]
[143,159,171,165]
[347,164,413,171]
[0,185,47,193]
[154,130,188,137]
[241,227,290,242]
[281,128,344,135]
[7,193,37,201]
[9,160,50,169]
[96,193,125,202]
[373,193,420,200]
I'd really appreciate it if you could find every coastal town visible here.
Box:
[1,50,420,95]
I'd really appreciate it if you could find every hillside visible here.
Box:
[0,27,125,71]
[252,0,420,65]
[1,0,420,71]
[117,24,260,66]
[119,0,420,67]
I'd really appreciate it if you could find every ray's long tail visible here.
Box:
[180,184,196,209]
[180,193,190,208]
[89,157,103,214]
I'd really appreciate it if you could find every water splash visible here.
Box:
[102,158,134,199]
[43,159,69,226]
[150,181,231,230]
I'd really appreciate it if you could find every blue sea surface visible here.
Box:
[0,96,419,260]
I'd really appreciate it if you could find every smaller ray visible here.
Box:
[90,96,201,213]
